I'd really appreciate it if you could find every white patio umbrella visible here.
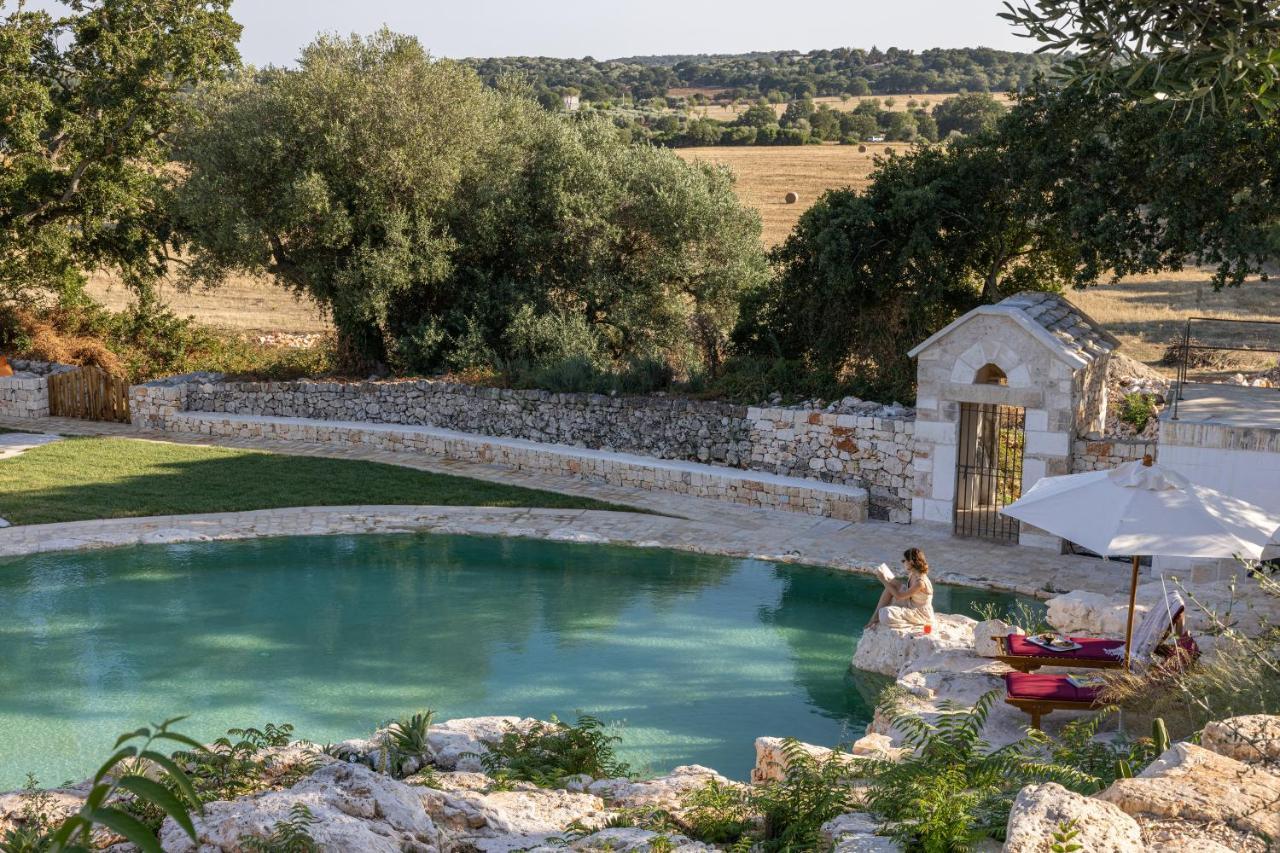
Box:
[1000,455,1280,668]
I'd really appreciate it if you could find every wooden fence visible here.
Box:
[48,366,131,423]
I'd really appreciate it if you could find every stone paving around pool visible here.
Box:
[0,413,1134,599]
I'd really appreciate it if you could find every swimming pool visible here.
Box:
[0,534,1030,786]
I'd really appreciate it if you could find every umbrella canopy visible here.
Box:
[1000,456,1280,669]
[1001,458,1280,560]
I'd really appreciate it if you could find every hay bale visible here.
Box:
[784,191,799,204]
[857,144,867,153]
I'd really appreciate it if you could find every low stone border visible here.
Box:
[0,504,1128,601]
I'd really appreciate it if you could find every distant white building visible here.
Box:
[562,93,581,112]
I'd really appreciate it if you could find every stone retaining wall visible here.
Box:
[186,380,753,465]
[150,379,916,521]
[746,406,914,523]
[0,360,73,419]
[168,412,869,522]
[1071,437,1155,472]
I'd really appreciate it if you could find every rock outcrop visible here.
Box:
[821,811,902,851]
[1200,714,1280,767]
[851,613,978,677]
[420,779,608,852]
[588,764,738,813]
[160,762,442,853]
[1003,782,1144,853]
[1096,742,1280,839]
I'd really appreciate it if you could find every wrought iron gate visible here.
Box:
[953,403,1025,542]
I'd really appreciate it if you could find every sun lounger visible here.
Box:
[1003,634,1199,729]
[993,590,1186,673]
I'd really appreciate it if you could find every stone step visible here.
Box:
[169,412,869,521]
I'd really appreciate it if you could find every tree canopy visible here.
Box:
[173,31,768,375]
[1002,0,1280,118]
[0,0,241,304]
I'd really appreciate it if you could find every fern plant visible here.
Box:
[750,738,860,851]
[678,778,752,844]
[1049,819,1083,853]
[861,692,1096,852]
[240,803,318,853]
[475,715,631,786]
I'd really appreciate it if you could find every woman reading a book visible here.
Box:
[866,547,934,630]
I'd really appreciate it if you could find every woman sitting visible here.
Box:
[866,547,934,630]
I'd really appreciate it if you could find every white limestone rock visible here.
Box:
[851,613,978,677]
[564,827,712,851]
[1045,590,1138,637]
[419,783,608,852]
[159,762,441,852]
[425,715,539,771]
[0,786,86,836]
[751,735,901,784]
[1003,782,1143,853]
[588,765,739,812]
[1200,714,1280,767]
[821,812,902,851]
[973,619,1022,658]
[1096,742,1280,839]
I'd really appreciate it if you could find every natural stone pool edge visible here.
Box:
[0,504,1047,598]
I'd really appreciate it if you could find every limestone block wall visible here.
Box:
[0,360,73,419]
[911,314,1077,547]
[186,380,753,465]
[1071,437,1155,473]
[745,406,915,523]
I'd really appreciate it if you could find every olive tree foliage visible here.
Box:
[173,30,766,374]
[1002,0,1280,118]
[1007,83,1280,288]
[0,0,241,304]
[735,137,1078,400]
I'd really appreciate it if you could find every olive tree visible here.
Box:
[1002,0,1280,118]
[174,30,767,375]
[0,0,240,304]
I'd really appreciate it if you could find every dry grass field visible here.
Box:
[80,143,1280,365]
[675,143,893,247]
[1068,270,1280,374]
[688,91,1017,122]
[84,268,331,335]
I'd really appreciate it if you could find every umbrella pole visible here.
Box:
[1123,554,1141,671]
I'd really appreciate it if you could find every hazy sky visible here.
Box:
[226,0,1030,66]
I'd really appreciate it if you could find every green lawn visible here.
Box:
[0,437,637,525]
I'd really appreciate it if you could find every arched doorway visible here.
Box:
[954,362,1025,541]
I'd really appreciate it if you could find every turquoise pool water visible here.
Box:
[0,534,1030,786]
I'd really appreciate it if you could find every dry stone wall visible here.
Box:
[186,380,753,465]
[135,378,916,521]
[1071,437,1155,473]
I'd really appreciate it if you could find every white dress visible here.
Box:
[879,573,934,628]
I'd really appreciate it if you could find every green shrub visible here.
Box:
[475,715,631,787]
[47,717,205,852]
[861,692,1099,850]
[749,739,860,851]
[0,775,57,853]
[679,778,752,844]
[1119,392,1158,432]
[970,600,1052,636]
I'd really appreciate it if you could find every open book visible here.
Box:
[872,563,896,584]
[1066,673,1107,689]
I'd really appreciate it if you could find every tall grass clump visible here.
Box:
[1102,561,1280,744]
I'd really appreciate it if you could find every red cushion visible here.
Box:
[1004,672,1101,703]
[1006,635,1126,660]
